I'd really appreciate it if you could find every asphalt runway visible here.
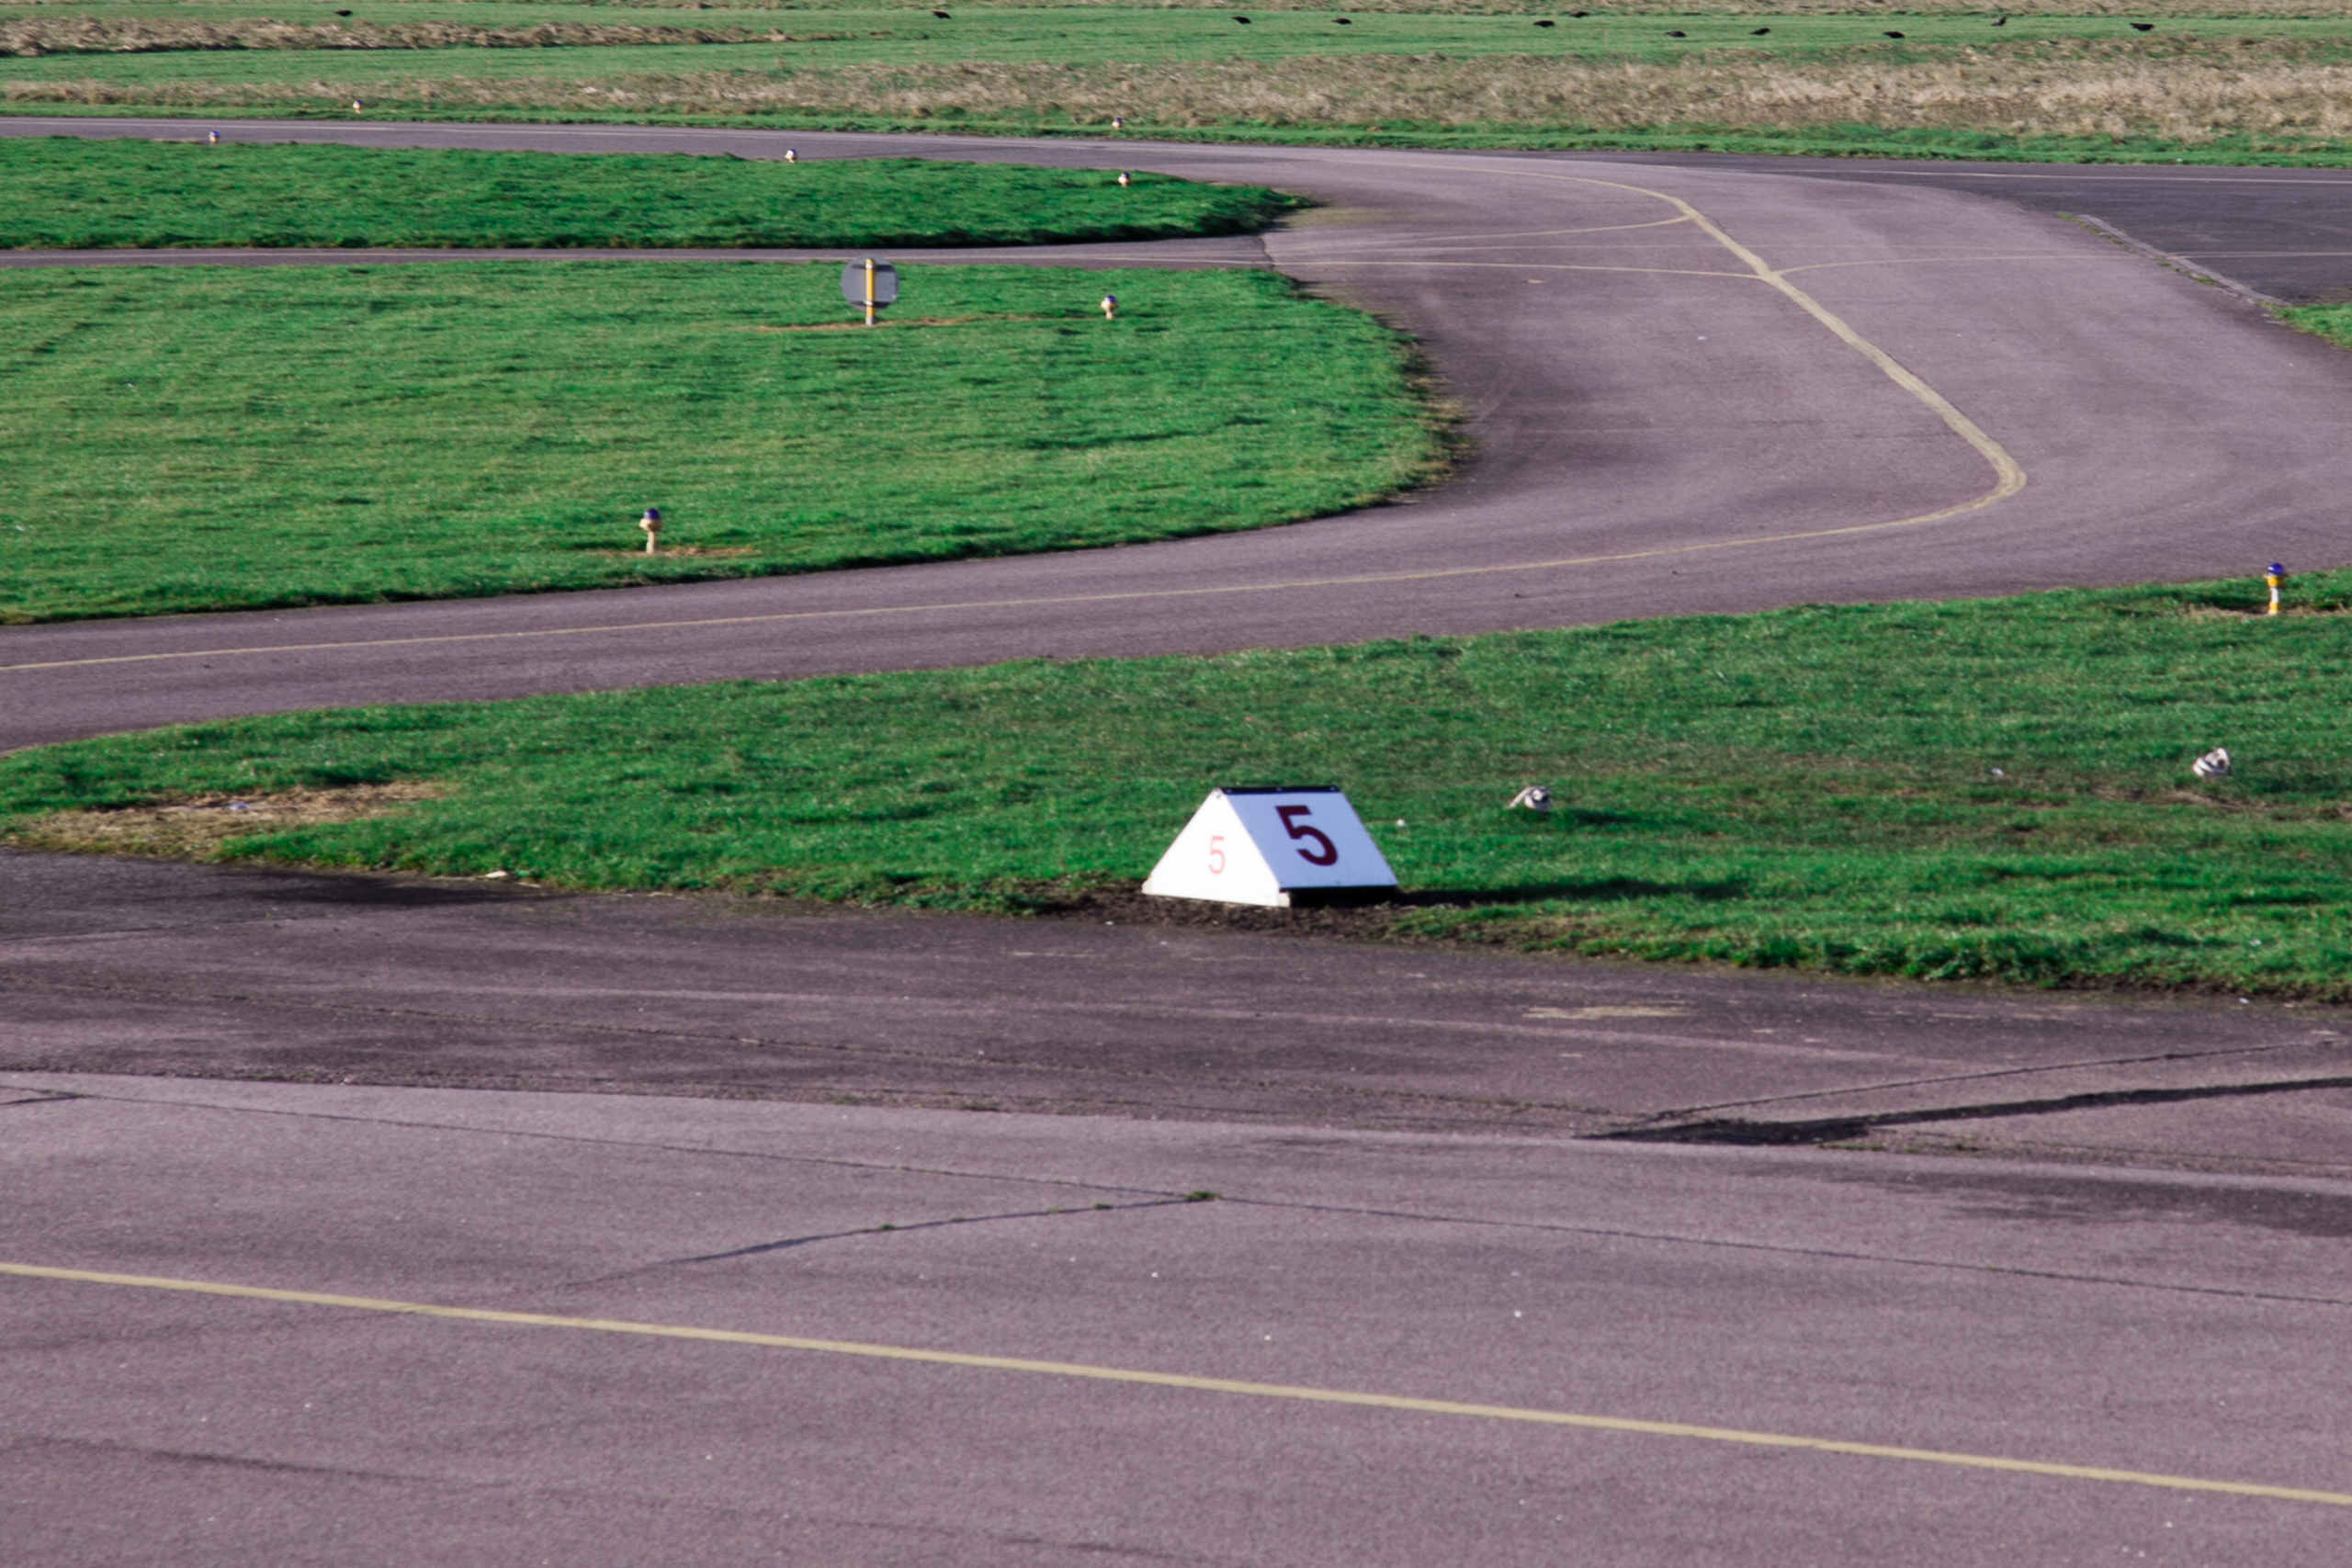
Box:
[9,835,2352,1564]
[9,119,2352,750]
[8,1069,2352,1565]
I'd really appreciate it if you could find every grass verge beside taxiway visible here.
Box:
[0,138,1300,250]
[2288,303,2352,347]
[9,571,2352,996]
[0,261,1442,623]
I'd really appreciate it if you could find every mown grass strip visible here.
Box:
[0,138,1297,251]
[10,571,2352,996]
[0,261,1442,623]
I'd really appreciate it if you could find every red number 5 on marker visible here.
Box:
[1207,834,1226,874]
[1275,805,1339,866]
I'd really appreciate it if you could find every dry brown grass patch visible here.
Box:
[26,39,2352,143]
[5,782,445,859]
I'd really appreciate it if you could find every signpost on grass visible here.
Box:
[1141,787,1397,908]
[842,259,899,327]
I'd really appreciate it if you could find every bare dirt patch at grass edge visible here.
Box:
[5,782,447,860]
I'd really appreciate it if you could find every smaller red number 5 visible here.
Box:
[1207,834,1226,874]
[1276,805,1339,866]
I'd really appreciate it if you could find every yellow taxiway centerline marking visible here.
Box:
[0,480,1999,676]
[1325,215,1702,245]
[0,162,2022,678]
[3,1260,2345,1507]
[1532,166,2029,509]
[1302,260,1754,276]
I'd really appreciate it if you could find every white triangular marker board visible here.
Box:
[1142,787,1397,908]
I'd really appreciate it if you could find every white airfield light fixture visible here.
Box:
[1143,787,1398,908]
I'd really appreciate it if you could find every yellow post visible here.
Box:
[2267,562,2286,615]
[865,258,876,328]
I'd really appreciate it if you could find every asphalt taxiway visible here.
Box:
[8,1066,2352,1566]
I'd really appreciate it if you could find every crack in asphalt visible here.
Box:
[11,1431,422,1482]
[1631,1036,2349,1123]
[19,1077,2344,1314]
[1611,1075,2352,1147]
[661,1194,1216,1266]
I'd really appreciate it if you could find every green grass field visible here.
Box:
[0,138,1298,249]
[0,261,1441,622]
[10,570,2352,996]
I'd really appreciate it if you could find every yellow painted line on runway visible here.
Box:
[4,1260,2346,1508]
[0,160,2023,680]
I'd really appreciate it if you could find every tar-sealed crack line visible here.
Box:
[1610,1074,2352,1147]
[663,1194,1216,1266]
[1628,1037,2346,1124]
[12,1075,2349,1311]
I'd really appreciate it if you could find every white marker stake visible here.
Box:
[1142,787,1396,908]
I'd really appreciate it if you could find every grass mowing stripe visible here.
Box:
[0,261,1443,623]
[0,138,1299,251]
[6,1261,2349,1506]
[9,570,2352,996]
